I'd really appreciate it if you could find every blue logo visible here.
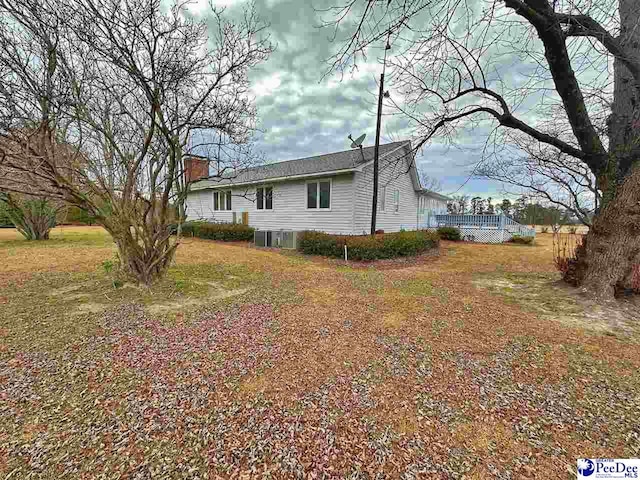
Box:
[578,459,595,476]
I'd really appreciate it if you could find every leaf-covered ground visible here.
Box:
[1,227,639,479]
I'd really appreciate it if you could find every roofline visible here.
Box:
[199,139,411,182]
[190,141,412,190]
[355,141,411,171]
[419,190,451,201]
[189,166,362,190]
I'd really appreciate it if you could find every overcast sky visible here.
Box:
[192,0,518,200]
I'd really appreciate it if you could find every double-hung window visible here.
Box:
[393,189,400,213]
[307,179,331,209]
[213,190,232,211]
[256,186,273,210]
[379,186,386,212]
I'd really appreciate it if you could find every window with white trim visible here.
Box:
[213,190,232,211]
[393,189,400,213]
[307,180,331,209]
[257,186,273,210]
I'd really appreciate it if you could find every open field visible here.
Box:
[1,227,639,478]
[532,225,590,234]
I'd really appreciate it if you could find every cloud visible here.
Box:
[199,0,511,198]
[187,0,247,15]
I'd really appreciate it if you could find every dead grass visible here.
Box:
[1,226,639,477]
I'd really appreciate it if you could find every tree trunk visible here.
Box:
[572,0,640,299]
[106,223,178,286]
[575,164,640,297]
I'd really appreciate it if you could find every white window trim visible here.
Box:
[256,185,274,211]
[305,178,332,211]
[393,189,400,214]
[213,189,233,211]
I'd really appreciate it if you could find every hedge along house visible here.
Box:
[184,140,449,241]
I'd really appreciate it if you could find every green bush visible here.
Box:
[436,226,461,241]
[510,234,534,245]
[297,230,440,260]
[171,221,254,242]
[0,201,13,227]
[62,206,96,225]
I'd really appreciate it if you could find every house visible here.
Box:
[185,140,449,236]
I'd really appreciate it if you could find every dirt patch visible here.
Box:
[146,283,249,316]
[74,302,109,315]
[383,312,405,328]
[473,273,640,339]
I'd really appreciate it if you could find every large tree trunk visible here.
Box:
[576,164,640,297]
[573,0,640,299]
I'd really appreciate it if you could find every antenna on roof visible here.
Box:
[348,133,366,149]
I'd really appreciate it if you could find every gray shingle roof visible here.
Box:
[192,141,410,188]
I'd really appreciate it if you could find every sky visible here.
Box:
[187,0,534,200]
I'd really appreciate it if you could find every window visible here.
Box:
[307,182,317,209]
[379,186,386,212]
[393,189,400,213]
[257,186,273,210]
[265,188,272,210]
[213,190,232,211]
[307,180,331,209]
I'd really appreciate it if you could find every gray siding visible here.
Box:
[353,145,421,233]
[185,173,357,235]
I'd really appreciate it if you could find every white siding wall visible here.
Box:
[185,173,357,235]
[353,145,421,233]
[184,189,213,219]
[417,195,449,227]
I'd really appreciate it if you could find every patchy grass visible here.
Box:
[474,271,640,341]
[1,226,639,477]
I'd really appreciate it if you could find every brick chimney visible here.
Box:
[184,156,209,183]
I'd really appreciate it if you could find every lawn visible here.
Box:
[1,227,639,478]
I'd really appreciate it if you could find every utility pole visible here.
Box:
[370,37,391,235]
[370,73,384,235]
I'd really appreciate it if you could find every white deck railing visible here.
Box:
[425,214,536,243]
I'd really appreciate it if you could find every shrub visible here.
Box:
[0,195,57,240]
[297,230,440,260]
[437,226,461,241]
[171,221,254,242]
[0,201,13,227]
[553,232,585,286]
[510,234,534,245]
[62,206,96,225]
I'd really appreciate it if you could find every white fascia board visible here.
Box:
[189,167,359,191]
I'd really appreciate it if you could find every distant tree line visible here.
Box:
[447,195,578,225]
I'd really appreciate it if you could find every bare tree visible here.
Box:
[477,143,599,226]
[447,195,470,214]
[323,0,640,299]
[417,165,443,192]
[0,0,272,284]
